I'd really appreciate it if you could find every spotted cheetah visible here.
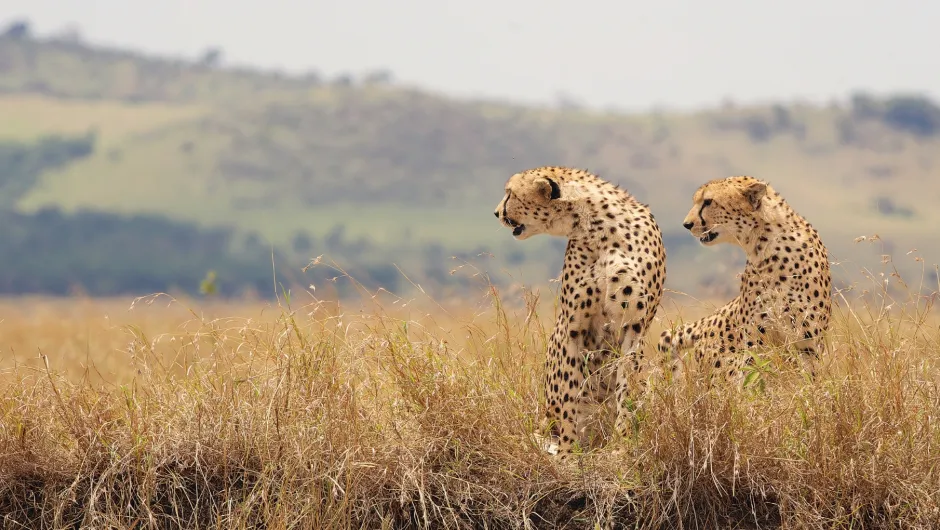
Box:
[658,176,832,382]
[494,166,667,455]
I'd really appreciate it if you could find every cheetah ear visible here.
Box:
[536,177,562,202]
[743,181,767,210]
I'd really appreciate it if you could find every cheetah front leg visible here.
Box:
[784,295,828,380]
[601,258,662,438]
[612,328,646,438]
[544,328,604,456]
[657,297,745,378]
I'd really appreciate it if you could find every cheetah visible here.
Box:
[657,176,832,383]
[494,166,667,455]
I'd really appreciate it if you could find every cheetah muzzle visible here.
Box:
[494,202,527,237]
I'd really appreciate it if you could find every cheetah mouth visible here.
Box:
[504,218,526,237]
[699,231,718,243]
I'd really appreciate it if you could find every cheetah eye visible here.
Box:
[702,199,713,207]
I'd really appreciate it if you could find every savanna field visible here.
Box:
[2,254,939,530]
[3,31,940,529]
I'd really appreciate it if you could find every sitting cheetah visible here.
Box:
[494,166,667,455]
[658,176,832,382]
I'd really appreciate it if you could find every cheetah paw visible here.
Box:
[532,433,559,455]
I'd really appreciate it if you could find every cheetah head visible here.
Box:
[682,176,769,247]
[494,167,573,240]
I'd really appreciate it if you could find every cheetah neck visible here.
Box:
[566,183,637,241]
[745,196,801,261]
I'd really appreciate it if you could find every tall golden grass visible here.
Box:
[1,255,939,529]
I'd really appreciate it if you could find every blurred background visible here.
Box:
[1,0,938,302]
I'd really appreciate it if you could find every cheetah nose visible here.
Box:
[682,221,694,230]
[494,211,499,218]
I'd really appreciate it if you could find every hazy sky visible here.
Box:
[6,0,939,111]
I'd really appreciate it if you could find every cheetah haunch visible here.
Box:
[658,176,832,382]
[494,166,667,455]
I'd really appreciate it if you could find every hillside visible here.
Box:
[1,29,939,297]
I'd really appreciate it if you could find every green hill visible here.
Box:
[1,31,939,297]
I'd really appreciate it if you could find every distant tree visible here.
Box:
[850,92,881,119]
[243,233,266,255]
[882,96,940,137]
[836,118,857,145]
[2,20,31,39]
[198,47,223,68]
[333,74,353,87]
[363,69,394,85]
[874,196,915,218]
[302,70,322,86]
[744,116,772,143]
[0,132,96,208]
[325,225,347,250]
[363,264,401,292]
[851,93,940,137]
[292,232,313,254]
[0,208,286,296]
[771,104,792,130]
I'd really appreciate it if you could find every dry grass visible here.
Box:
[1,264,939,529]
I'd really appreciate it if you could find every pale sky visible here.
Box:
[5,0,939,111]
